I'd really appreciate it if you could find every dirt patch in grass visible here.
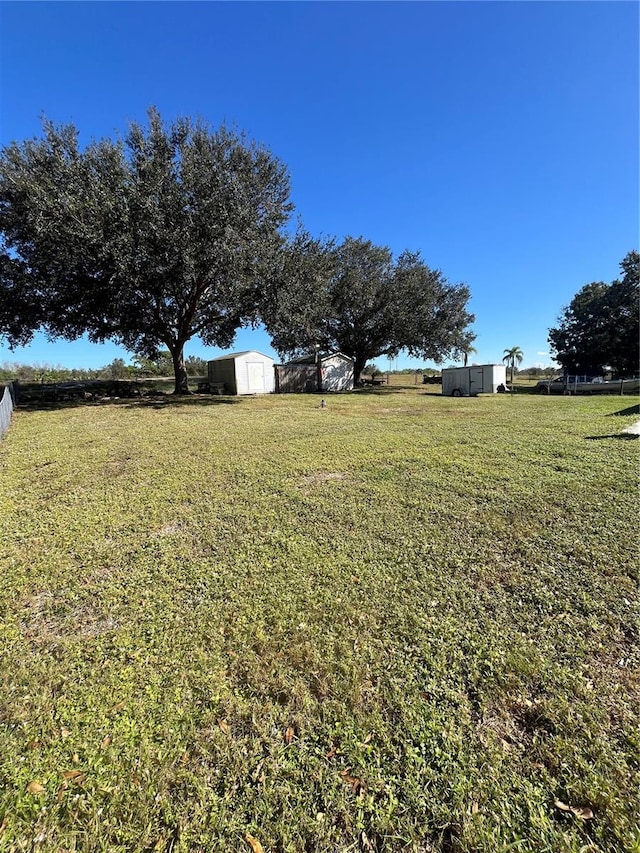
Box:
[299,470,348,489]
[477,696,556,753]
[19,591,119,645]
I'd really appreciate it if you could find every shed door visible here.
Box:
[247,362,265,391]
[469,368,484,395]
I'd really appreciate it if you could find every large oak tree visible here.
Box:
[264,234,475,380]
[0,109,292,392]
[548,251,639,377]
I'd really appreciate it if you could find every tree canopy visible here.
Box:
[263,234,475,380]
[548,251,639,377]
[0,109,293,392]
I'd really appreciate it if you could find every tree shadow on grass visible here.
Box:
[353,385,431,395]
[509,385,541,395]
[608,404,640,417]
[126,395,242,410]
[585,433,639,441]
[18,394,242,415]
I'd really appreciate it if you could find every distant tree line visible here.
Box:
[515,366,557,378]
[0,109,475,393]
[0,352,208,384]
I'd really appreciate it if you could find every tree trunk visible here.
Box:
[170,343,190,395]
[353,355,367,385]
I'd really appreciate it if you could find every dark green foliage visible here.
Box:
[549,251,639,376]
[0,109,292,393]
[185,355,208,376]
[322,237,396,380]
[261,230,337,358]
[391,249,475,372]
[517,366,556,378]
[264,235,475,379]
[606,251,640,375]
[0,254,46,347]
[101,358,132,380]
[132,350,177,377]
[1,122,128,345]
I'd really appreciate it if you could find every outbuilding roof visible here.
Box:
[207,350,273,362]
[287,351,354,365]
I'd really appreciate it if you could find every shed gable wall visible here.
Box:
[321,355,354,391]
[234,353,275,395]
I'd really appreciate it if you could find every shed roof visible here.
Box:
[207,350,273,362]
[287,351,354,365]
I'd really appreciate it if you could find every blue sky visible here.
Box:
[1,1,637,371]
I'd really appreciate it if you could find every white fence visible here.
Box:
[0,384,15,440]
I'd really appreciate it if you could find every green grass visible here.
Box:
[0,389,638,852]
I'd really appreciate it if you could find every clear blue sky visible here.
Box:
[1,1,637,371]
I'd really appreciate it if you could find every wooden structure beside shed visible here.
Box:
[275,352,354,393]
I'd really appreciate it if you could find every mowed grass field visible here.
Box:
[0,388,638,853]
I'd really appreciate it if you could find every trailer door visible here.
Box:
[469,367,484,395]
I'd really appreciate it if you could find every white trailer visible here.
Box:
[441,364,506,397]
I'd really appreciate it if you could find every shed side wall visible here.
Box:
[208,360,237,394]
[276,364,317,393]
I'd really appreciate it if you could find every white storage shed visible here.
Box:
[319,352,354,392]
[441,364,506,397]
[207,351,275,395]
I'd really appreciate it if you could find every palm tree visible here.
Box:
[502,346,524,386]
[462,345,477,367]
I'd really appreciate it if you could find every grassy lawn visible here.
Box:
[0,389,638,852]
